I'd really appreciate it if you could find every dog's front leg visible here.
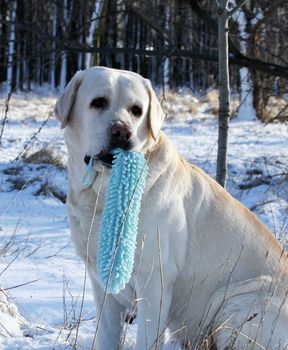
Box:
[135,279,172,350]
[90,281,126,350]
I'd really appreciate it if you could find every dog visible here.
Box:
[55,66,288,349]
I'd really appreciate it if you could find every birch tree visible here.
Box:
[0,0,287,99]
[6,0,17,91]
[163,7,170,90]
[60,0,70,90]
[85,0,104,69]
[50,1,57,89]
[235,9,256,121]
[216,0,247,188]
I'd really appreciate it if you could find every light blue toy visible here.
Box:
[97,149,148,294]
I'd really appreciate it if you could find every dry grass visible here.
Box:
[34,181,66,203]
[160,89,287,123]
[4,147,66,202]
[265,96,288,123]
[160,89,240,121]
[161,91,200,121]
[0,288,27,337]
[199,89,239,118]
[3,166,22,176]
[22,146,65,169]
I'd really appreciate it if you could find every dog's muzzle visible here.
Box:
[84,123,134,168]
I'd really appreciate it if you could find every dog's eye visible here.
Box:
[130,105,142,117]
[90,97,108,109]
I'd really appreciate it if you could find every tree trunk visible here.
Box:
[23,34,28,90]
[60,0,69,90]
[85,0,103,69]
[50,1,57,89]
[236,9,256,121]
[163,7,170,90]
[6,0,17,91]
[216,0,230,188]
[16,41,21,90]
[77,5,84,71]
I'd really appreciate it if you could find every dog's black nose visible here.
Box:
[84,155,91,165]
[111,124,132,141]
[110,124,134,151]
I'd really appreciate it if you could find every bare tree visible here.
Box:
[216,0,247,188]
[0,0,287,115]
[60,0,70,90]
[50,1,57,89]
[6,0,17,91]
[85,0,104,69]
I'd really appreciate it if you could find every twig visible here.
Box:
[155,228,164,350]
[265,103,288,124]
[0,320,13,337]
[74,165,105,349]
[172,281,195,350]
[13,110,53,162]
[4,279,40,290]
[118,234,147,349]
[267,290,288,348]
[36,325,54,334]
[0,251,20,277]
[223,325,268,349]
[44,244,69,259]
[0,89,13,148]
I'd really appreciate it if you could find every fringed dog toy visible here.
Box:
[97,149,148,294]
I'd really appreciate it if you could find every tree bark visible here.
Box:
[50,1,57,89]
[6,0,17,91]
[60,0,69,90]
[66,46,288,78]
[216,0,230,188]
[85,0,103,69]
[236,8,256,121]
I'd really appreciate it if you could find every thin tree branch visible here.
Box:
[4,279,40,291]
[185,0,288,78]
[66,45,288,78]
[228,0,248,18]
[0,89,13,148]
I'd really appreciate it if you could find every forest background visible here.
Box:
[1,0,288,123]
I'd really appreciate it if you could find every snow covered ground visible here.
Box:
[0,89,287,349]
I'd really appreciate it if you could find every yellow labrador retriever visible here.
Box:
[55,67,288,349]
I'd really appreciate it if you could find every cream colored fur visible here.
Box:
[55,67,288,350]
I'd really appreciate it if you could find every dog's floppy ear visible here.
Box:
[144,79,165,141]
[54,70,84,129]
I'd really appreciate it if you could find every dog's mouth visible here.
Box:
[84,151,114,168]
[96,151,114,167]
[84,140,135,168]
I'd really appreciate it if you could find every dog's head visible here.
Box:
[55,67,165,167]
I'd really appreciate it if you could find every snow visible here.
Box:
[0,89,287,349]
[234,8,257,121]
